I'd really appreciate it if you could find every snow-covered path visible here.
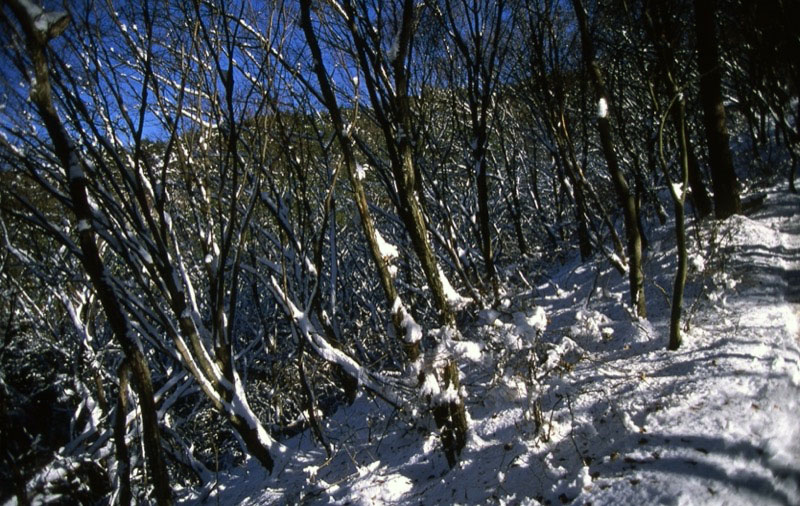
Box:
[569,187,800,505]
[188,185,800,506]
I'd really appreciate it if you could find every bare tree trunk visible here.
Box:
[115,363,133,506]
[571,0,647,317]
[298,0,419,360]
[642,0,714,220]
[557,139,594,261]
[6,3,173,503]
[438,0,509,297]
[497,118,529,256]
[397,143,457,327]
[694,0,741,219]
[389,3,468,464]
[685,143,714,219]
[432,361,469,468]
[659,94,691,350]
[476,143,498,296]
[336,0,468,465]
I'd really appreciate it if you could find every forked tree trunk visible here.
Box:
[337,0,468,465]
[393,100,458,328]
[298,0,419,360]
[642,0,714,220]
[391,13,468,464]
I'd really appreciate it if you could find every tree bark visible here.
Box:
[694,0,741,219]
[659,94,691,350]
[335,0,468,466]
[497,123,529,256]
[6,3,173,503]
[115,363,133,506]
[298,0,418,360]
[432,361,468,468]
[685,142,714,219]
[641,0,714,221]
[571,0,647,317]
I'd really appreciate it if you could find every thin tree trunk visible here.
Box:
[571,0,647,317]
[432,361,468,468]
[685,142,714,218]
[669,198,688,349]
[643,0,714,220]
[496,117,528,255]
[115,363,132,506]
[395,116,457,328]
[476,144,498,296]
[345,0,468,465]
[7,4,173,503]
[659,94,691,350]
[553,128,594,261]
[298,0,418,359]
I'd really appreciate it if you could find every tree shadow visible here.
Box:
[590,432,800,506]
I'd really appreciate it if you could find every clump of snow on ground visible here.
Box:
[184,185,800,506]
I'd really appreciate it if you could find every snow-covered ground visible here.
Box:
[184,183,800,505]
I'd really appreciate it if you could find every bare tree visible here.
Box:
[430,0,515,296]
[3,0,172,502]
[571,0,647,317]
[299,0,468,466]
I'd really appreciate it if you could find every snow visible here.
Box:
[355,162,367,181]
[392,297,423,344]
[438,265,472,309]
[387,32,400,63]
[597,97,609,118]
[76,219,91,232]
[670,181,685,201]
[183,185,800,506]
[375,229,398,261]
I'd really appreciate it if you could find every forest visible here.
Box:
[1,0,798,504]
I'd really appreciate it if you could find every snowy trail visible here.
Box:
[574,187,800,506]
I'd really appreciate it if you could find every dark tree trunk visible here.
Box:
[556,138,593,261]
[685,142,714,219]
[571,0,647,317]
[660,94,692,350]
[476,144,498,296]
[299,0,416,360]
[344,0,468,465]
[6,4,174,503]
[642,0,714,220]
[497,127,529,256]
[432,361,469,468]
[694,0,741,219]
[115,363,133,506]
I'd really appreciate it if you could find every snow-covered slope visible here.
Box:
[185,184,800,505]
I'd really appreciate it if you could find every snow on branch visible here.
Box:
[10,0,70,41]
[269,274,402,407]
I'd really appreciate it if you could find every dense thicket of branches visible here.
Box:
[1,0,796,502]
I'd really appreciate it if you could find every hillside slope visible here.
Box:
[188,183,800,506]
